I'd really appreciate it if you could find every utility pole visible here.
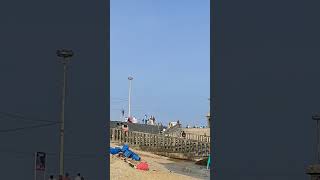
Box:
[306,114,320,179]
[128,76,133,118]
[313,114,320,164]
[206,98,211,128]
[56,49,73,176]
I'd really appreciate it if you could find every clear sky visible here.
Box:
[110,0,210,126]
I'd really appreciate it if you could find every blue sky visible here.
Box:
[110,0,210,126]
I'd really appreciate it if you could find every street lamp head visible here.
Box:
[312,114,320,121]
[57,49,74,65]
[128,76,133,80]
[56,49,74,58]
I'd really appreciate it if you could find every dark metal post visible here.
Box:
[313,114,320,164]
[317,119,320,164]
[56,49,73,176]
[206,98,211,128]
[128,76,133,118]
[59,63,67,176]
[307,114,320,180]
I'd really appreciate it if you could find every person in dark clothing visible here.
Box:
[74,173,81,180]
[48,175,56,180]
[181,131,186,138]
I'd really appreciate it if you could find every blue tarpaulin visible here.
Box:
[110,144,141,161]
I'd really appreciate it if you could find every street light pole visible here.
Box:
[56,49,73,176]
[206,98,211,128]
[128,76,133,118]
[312,114,320,164]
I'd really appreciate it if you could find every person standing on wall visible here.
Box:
[63,173,71,180]
[74,173,81,180]
[144,114,148,124]
[48,175,56,180]
[181,131,186,138]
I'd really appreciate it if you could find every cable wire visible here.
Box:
[0,149,105,160]
[0,111,58,123]
[0,122,60,133]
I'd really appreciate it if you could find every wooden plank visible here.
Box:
[119,130,122,143]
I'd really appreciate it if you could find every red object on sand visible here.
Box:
[136,162,149,171]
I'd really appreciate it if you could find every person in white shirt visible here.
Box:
[74,173,81,180]
[132,116,138,123]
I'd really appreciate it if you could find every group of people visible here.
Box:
[142,115,156,125]
[48,173,85,180]
[127,116,138,123]
[124,114,158,125]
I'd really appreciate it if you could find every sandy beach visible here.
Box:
[110,143,210,180]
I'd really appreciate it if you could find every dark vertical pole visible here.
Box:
[59,63,67,176]
[317,119,320,164]
[56,49,73,176]
[34,152,37,180]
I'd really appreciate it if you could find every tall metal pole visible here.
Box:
[128,80,131,117]
[317,119,320,164]
[128,76,133,118]
[59,63,67,176]
[312,114,320,164]
[34,152,37,180]
[207,98,211,128]
[56,49,73,176]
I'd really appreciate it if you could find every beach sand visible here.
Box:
[110,143,209,180]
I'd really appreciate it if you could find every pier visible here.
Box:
[110,127,210,161]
